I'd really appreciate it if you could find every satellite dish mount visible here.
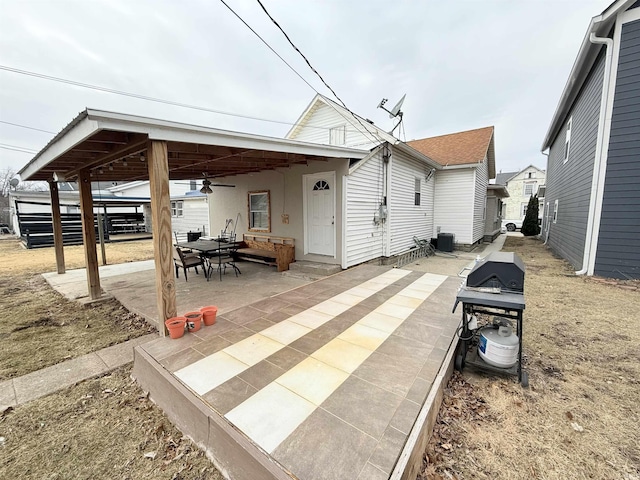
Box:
[377,94,406,135]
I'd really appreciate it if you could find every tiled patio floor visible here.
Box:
[134,264,462,480]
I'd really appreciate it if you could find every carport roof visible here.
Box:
[18,109,368,182]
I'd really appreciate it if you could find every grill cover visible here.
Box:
[467,252,525,292]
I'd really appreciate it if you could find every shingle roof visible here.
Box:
[407,126,494,167]
[495,171,517,185]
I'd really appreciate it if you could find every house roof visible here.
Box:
[407,126,496,178]
[495,171,518,186]
[18,109,368,182]
[541,0,635,150]
[288,94,442,171]
[494,164,546,185]
[286,94,399,147]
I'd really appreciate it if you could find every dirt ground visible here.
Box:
[0,367,222,479]
[419,236,640,480]
[0,238,156,379]
[0,237,223,479]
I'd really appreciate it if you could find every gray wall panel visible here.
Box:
[595,19,640,279]
[544,52,605,270]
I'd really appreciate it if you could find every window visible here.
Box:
[414,178,421,206]
[553,199,558,223]
[329,125,346,145]
[563,117,572,163]
[521,203,529,217]
[526,172,534,179]
[189,180,197,191]
[171,201,183,218]
[248,190,270,232]
[524,182,537,196]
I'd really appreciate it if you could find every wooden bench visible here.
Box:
[236,234,295,272]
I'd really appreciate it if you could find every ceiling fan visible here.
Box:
[174,173,235,194]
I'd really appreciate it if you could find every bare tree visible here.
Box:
[0,167,47,196]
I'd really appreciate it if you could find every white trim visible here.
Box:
[541,0,636,150]
[563,117,572,164]
[20,109,368,181]
[586,7,640,275]
[384,154,392,257]
[348,146,383,175]
[19,115,99,181]
[341,175,347,269]
[553,199,558,223]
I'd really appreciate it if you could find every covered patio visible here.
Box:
[19,109,366,332]
[21,110,462,480]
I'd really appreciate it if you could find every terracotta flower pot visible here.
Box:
[200,306,218,326]
[184,312,202,332]
[165,317,186,339]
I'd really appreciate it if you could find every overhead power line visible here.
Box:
[0,120,56,134]
[254,0,385,144]
[0,64,378,139]
[0,143,39,154]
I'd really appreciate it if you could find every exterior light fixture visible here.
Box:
[200,178,213,194]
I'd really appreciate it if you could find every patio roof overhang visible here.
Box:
[19,109,368,183]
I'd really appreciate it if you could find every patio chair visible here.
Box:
[205,241,241,281]
[173,246,206,281]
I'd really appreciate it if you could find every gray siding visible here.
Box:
[595,19,640,279]
[544,52,605,270]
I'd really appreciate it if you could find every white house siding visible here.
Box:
[208,159,350,265]
[171,197,209,235]
[287,102,374,149]
[503,167,546,221]
[388,147,435,256]
[433,168,475,245]
[472,160,489,244]
[344,152,385,267]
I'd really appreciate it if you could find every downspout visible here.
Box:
[576,32,614,275]
[540,150,550,244]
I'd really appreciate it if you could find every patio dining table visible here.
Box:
[177,238,242,281]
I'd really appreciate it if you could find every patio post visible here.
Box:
[147,140,175,336]
[78,168,101,299]
[48,179,65,274]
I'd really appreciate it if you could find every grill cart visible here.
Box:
[452,252,528,387]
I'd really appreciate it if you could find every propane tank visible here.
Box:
[478,325,519,368]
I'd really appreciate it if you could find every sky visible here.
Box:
[0,0,610,178]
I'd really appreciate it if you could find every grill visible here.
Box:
[453,251,528,386]
[467,252,525,293]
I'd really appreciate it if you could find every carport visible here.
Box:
[18,109,366,335]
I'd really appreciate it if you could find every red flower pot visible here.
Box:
[184,312,202,332]
[200,306,218,326]
[165,317,186,339]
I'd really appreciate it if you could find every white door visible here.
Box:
[305,173,335,256]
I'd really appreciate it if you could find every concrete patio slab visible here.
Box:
[132,264,463,480]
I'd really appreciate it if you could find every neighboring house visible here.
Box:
[495,165,546,231]
[8,187,150,247]
[408,127,499,246]
[541,0,640,279]
[109,180,210,236]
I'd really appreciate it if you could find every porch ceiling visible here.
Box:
[19,109,368,182]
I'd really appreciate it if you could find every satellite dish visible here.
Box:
[9,177,19,187]
[377,94,407,135]
[388,94,406,118]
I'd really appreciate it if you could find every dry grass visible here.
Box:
[0,237,224,479]
[0,237,155,275]
[0,367,222,480]
[420,236,640,480]
[0,238,156,379]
